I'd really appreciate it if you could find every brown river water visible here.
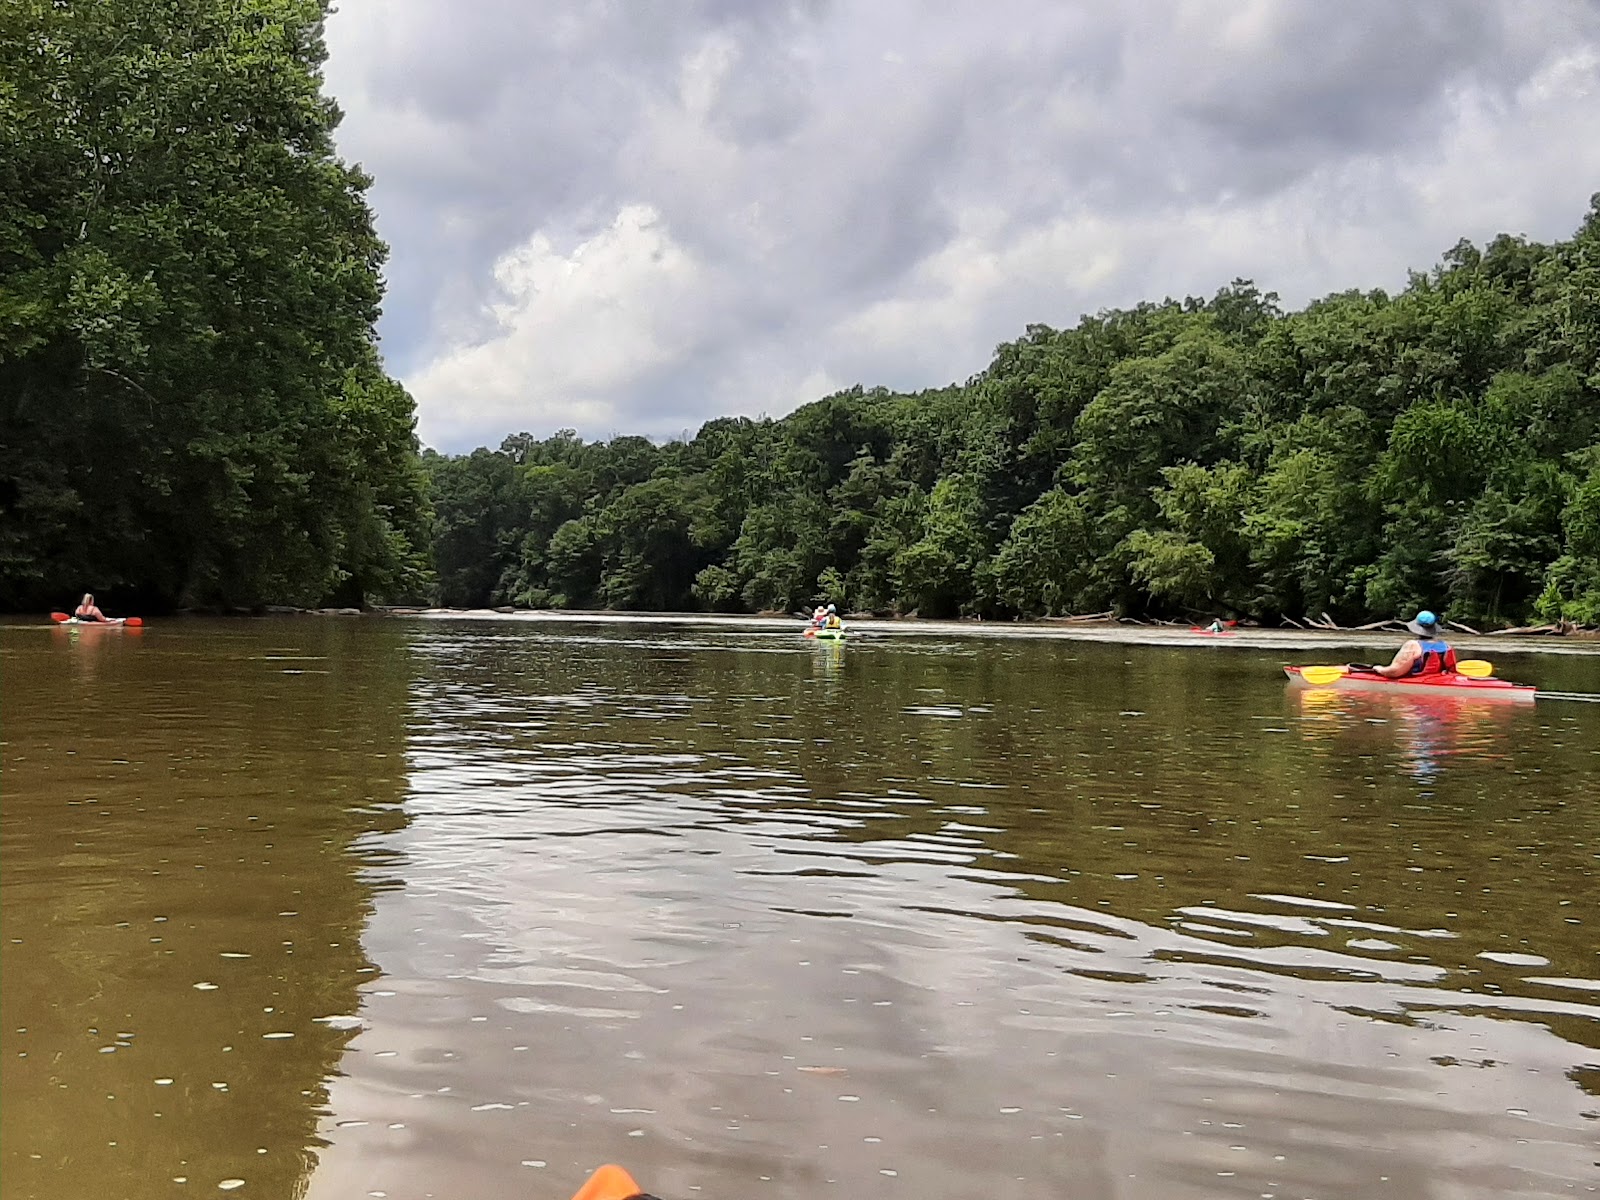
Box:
[2,616,1597,1200]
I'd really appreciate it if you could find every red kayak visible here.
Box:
[51,612,143,627]
[1285,665,1535,701]
[1189,627,1237,637]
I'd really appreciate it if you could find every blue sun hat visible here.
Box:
[1406,609,1442,637]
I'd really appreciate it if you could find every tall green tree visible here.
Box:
[0,0,427,609]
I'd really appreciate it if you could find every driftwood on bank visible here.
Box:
[1041,610,1115,623]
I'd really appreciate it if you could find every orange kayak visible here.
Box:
[570,1164,651,1200]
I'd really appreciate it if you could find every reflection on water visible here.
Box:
[2,620,411,1199]
[3,619,1597,1200]
[1290,686,1520,784]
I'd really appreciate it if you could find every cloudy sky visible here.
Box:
[320,0,1600,453]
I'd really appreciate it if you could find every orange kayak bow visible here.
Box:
[570,1164,652,1200]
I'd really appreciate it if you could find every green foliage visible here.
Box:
[408,196,1600,629]
[0,0,427,610]
[1537,447,1600,624]
[5,1,1595,626]
[991,489,1104,616]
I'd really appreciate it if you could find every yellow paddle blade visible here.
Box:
[1298,665,1349,685]
[1456,659,1493,677]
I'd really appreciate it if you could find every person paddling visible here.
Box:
[1352,610,1456,678]
[73,593,109,623]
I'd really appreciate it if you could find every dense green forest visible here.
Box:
[3,1,1596,626]
[427,200,1600,627]
[1,0,427,612]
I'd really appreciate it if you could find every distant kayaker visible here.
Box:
[823,603,842,631]
[1358,610,1457,678]
[811,604,828,626]
[73,593,109,623]
[1205,617,1226,633]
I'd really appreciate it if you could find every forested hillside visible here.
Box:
[0,0,428,612]
[428,200,1600,627]
[3,0,1594,627]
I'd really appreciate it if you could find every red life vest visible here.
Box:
[1408,638,1456,676]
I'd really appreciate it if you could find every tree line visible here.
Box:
[3,1,1596,628]
[1,0,428,613]
[427,199,1600,628]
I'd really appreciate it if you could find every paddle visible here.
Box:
[1299,659,1495,685]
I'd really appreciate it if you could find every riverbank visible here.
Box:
[395,607,1600,657]
[22,604,1596,658]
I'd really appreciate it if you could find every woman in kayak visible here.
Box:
[73,593,109,623]
[1354,610,1456,678]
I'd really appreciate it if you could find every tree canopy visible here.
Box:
[0,0,428,611]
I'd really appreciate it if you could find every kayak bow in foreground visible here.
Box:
[1285,665,1535,701]
[570,1164,656,1200]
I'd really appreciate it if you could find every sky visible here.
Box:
[319,0,1600,453]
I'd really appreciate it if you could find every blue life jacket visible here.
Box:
[1408,637,1456,676]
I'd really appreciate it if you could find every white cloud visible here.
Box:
[408,205,712,447]
[320,0,1600,451]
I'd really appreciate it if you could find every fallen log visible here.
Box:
[1445,620,1483,636]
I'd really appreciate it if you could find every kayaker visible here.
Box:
[821,604,843,631]
[1205,617,1226,633]
[73,593,109,623]
[811,604,828,626]
[1356,610,1457,678]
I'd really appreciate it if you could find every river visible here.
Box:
[2,616,1596,1199]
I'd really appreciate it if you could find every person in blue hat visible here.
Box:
[1352,610,1457,678]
